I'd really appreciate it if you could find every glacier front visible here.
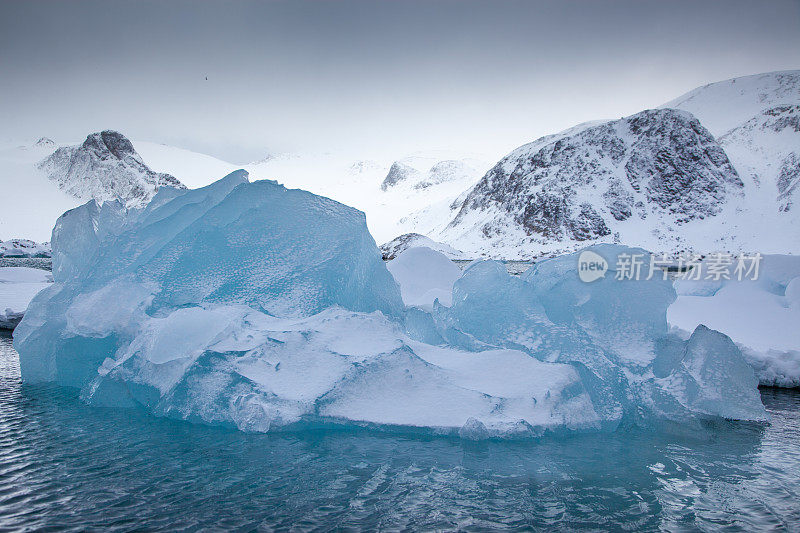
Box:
[14,173,768,437]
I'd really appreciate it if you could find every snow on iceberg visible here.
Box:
[85,307,596,435]
[14,176,768,437]
[669,255,800,387]
[386,246,462,309]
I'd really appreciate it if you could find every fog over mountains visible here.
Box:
[1,70,798,259]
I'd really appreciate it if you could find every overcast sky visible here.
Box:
[1,0,799,163]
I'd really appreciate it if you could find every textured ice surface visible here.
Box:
[669,255,800,387]
[418,245,767,426]
[386,246,462,309]
[83,307,597,435]
[15,179,767,436]
[16,172,402,384]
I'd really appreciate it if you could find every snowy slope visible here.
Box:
[0,141,79,242]
[133,141,238,189]
[662,70,800,136]
[719,105,800,212]
[665,70,800,251]
[239,150,489,244]
[1,132,194,242]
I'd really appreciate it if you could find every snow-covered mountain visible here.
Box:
[0,131,197,242]
[3,70,796,257]
[0,239,51,258]
[39,130,185,207]
[665,71,800,221]
[438,109,745,257]
[1,130,486,244]
[0,140,80,242]
[381,158,482,191]
[431,70,800,258]
[379,233,466,260]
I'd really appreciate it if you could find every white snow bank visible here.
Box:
[668,255,800,387]
[387,247,462,309]
[0,267,53,329]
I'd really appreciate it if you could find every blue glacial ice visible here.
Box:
[415,245,767,427]
[14,174,768,437]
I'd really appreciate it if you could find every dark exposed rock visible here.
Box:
[380,232,462,260]
[449,109,742,243]
[381,162,421,191]
[777,152,800,212]
[34,137,54,147]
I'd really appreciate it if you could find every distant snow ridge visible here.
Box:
[381,159,481,191]
[38,130,186,207]
[380,233,464,260]
[381,162,422,191]
[443,109,742,255]
[0,239,51,258]
[34,137,54,147]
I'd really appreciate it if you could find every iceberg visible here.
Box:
[15,175,768,437]
[420,245,767,426]
[16,171,403,387]
[669,255,800,387]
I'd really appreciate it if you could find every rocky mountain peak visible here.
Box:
[381,162,421,191]
[38,130,186,207]
[34,137,54,147]
[442,108,743,254]
[81,130,138,160]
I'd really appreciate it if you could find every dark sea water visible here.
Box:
[1,331,799,531]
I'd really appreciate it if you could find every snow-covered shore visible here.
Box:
[0,267,52,330]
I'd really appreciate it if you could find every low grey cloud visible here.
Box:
[1,0,798,162]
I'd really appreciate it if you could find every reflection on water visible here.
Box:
[1,332,799,530]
